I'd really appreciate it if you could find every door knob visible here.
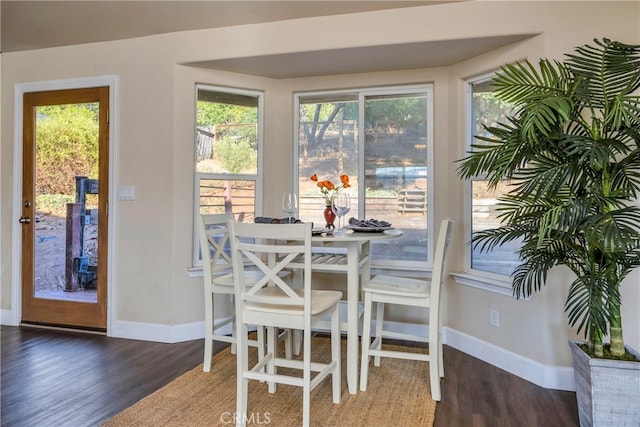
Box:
[19,216,31,224]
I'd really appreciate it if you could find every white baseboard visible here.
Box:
[1,309,19,326]
[444,327,575,391]
[110,320,205,343]
[344,318,575,391]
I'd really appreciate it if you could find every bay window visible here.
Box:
[295,85,433,268]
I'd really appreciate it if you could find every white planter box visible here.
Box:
[569,340,640,427]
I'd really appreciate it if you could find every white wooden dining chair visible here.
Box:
[359,218,454,401]
[229,221,342,427]
[197,213,266,372]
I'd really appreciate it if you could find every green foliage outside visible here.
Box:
[197,100,258,173]
[365,97,427,132]
[214,137,257,174]
[36,104,99,195]
[299,97,427,151]
[36,194,75,215]
[197,101,256,126]
[472,93,513,139]
[197,101,258,145]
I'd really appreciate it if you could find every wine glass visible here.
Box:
[332,193,351,234]
[282,192,298,224]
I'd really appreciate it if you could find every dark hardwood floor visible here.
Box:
[1,325,579,426]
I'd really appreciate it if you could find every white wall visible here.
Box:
[2,1,638,388]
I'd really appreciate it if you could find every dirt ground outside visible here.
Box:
[34,210,97,300]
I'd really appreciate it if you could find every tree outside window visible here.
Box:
[296,86,432,267]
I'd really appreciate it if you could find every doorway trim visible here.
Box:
[11,76,118,334]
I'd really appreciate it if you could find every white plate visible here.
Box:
[345,225,391,232]
[383,229,403,236]
[312,228,331,235]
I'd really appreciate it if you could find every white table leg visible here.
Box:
[346,242,359,394]
[361,241,371,284]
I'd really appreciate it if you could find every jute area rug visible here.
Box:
[102,337,436,426]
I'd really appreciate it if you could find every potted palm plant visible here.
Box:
[457,38,640,426]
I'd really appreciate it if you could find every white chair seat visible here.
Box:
[364,275,429,294]
[246,287,342,316]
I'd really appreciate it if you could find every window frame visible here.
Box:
[192,84,264,267]
[458,73,516,292]
[294,84,434,270]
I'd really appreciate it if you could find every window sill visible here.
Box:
[187,266,203,278]
[451,272,520,297]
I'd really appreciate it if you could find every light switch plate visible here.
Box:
[118,185,135,201]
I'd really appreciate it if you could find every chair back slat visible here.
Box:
[229,221,313,309]
[429,218,454,333]
[197,213,235,277]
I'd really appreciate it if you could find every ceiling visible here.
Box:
[190,35,532,78]
[1,1,534,78]
[1,1,450,52]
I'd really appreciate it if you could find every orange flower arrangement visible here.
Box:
[310,173,350,206]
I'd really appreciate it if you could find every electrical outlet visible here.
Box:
[490,309,500,327]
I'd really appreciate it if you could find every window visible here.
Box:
[295,86,433,268]
[467,76,519,276]
[193,85,262,265]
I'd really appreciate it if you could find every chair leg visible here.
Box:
[267,326,277,394]
[255,326,266,381]
[284,329,293,360]
[438,331,444,378]
[291,268,304,357]
[203,294,214,372]
[236,323,249,427]
[293,329,302,356]
[359,292,373,391]
[430,349,441,401]
[302,326,312,427]
[331,303,341,404]
[374,301,385,367]
[203,336,213,372]
[257,326,265,362]
[230,316,237,355]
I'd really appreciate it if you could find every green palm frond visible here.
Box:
[456,119,526,185]
[611,147,640,191]
[493,60,573,141]
[493,60,570,103]
[565,276,611,337]
[471,223,528,253]
[512,238,573,298]
[582,207,640,252]
[457,38,640,350]
[566,39,640,110]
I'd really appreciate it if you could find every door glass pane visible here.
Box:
[34,103,99,302]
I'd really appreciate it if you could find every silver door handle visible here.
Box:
[19,216,31,224]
